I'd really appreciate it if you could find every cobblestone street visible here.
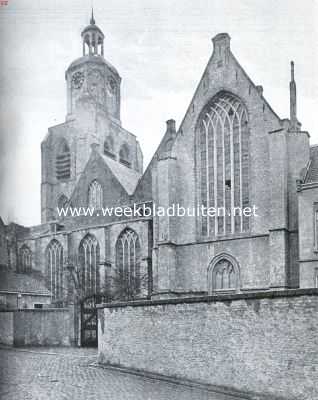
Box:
[0,347,243,400]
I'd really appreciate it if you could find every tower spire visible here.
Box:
[90,7,95,25]
[289,61,298,131]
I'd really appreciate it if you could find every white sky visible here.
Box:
[0,0,317,226]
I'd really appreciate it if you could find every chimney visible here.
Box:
[166,119,176,136]
[256,85,263,96]
[212,33,231,51]
[212,33,231,66]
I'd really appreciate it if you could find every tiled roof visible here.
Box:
[0,270,51,296]
[305,146,318,183]
[100,154,141,195]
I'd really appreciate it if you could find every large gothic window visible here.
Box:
[208,254,240,294]
[88,180,103,209]
[56,139,71,180]
[198,92,249,236]
[46,240,64,301]
[20,245,32,273]
[79,234,100,295]
[115,228,141,299]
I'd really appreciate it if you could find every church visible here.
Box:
[1,12,318,343]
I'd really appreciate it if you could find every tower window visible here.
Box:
[56,140,71,180]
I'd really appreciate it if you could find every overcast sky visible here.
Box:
[0,0,317,226]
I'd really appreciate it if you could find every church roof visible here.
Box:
[0,270,51,296]
[100,154,141,195]
[305,145,318,183]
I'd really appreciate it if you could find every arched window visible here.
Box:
[88,180,103,209]
[56,139,71,180]
[119,144,131,168]
[57,194,69,210]
[208,254,240,294]
[104,136,115,159]
[20,245,32,273]
[79,234,100,295]
[197,92,249,236]
[46,240,64,301]
[115,228,141,299]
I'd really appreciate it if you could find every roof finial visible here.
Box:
[90,7,95,25]
[289,60,298,131]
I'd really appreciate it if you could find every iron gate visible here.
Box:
[80,295,103,347]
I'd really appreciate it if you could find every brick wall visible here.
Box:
[0,308,74,347]
[0,311,14,345]
[13,308,74,346]
[98,290,318,400]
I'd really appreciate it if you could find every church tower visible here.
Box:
[65,10,121,122]
[41,11,143,223]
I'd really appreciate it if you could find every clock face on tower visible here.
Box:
[107,77,116,96]
[72,71,84,89]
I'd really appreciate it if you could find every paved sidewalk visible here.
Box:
[0,347,244,400]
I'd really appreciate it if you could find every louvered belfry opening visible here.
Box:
[198,91,250,237]
[56,141,71,180]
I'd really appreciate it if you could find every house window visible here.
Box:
[56,140,71,180]
[115,228,141,299]
[314,207,318,250]
[198,91,249,236]
[79,234,100,295]
[20,245,32,273]
[46,240,64,301]
[119,144,131,168]
[33,303,44,309]
[88,180,103,209]
[104,137,116,159]
[208,253,240,294]
[315,269,318,288]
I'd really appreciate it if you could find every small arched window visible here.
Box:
[79,234,100,295]
[56,139,71,180]
[88,180,103,209]
[57,194,69,210]
[208,254,240,294]
[115,228,141,299]
[46,240,64,301]
[20,245,32,273]
[119,144,131,168]
[104,136,115,160]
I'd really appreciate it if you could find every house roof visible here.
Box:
[100,154,141,195]
[0,270,51,296]
[305,145,318,183]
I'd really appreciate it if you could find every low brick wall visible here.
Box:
[0,311,14,345]
[13,308,74,346]
[98,289,318,400]
[0,308,75,347]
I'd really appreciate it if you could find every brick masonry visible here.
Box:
[0,308,74,347]
[98,290,318,400]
